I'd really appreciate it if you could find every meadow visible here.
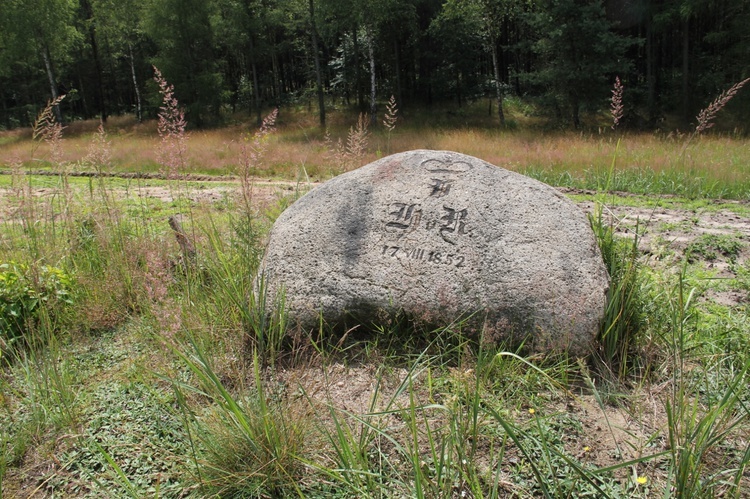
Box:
[0,97,749,497]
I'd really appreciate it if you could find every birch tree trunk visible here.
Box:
[128,42,142,123]
[490,34,505,127]
[353,28,364,109]
[368,30,376,125]
[42,45,63,123]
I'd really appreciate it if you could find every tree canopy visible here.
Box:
[0,0,747,130]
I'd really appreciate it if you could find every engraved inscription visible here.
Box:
[439,206,469,244]
[384,203,471,243]
[386,203,422,231]
[422,159,473,173]
[381,245,466,268]
[429,178,453,198]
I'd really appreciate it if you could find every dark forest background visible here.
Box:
[1,0,748,130]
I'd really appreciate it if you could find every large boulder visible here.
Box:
[259,150,609,356]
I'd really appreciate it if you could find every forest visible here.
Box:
[1,0,749,131]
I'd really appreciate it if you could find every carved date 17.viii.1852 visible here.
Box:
[381,245,465,268]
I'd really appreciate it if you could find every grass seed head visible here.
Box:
[611,77,624,130]
[695,77,750,134]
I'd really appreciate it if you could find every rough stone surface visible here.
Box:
[259,150,609,356]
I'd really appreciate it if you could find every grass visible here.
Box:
[0,97,749,496]
[2,103,750,198]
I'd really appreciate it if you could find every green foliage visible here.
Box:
[426,0,486,104]
[525,0,635,128]
[170,342,308,497]
[686,233,744,263]
[53,380,190,496]
[0,261,74,357]
[191,212,288,367]
[734,261,750,299]
[143,0,223,125]
[589,210,647,381]
[660,274,750,497]
[2,0,750,128]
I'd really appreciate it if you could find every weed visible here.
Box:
[154,66,188,179]
[31,95,66,163]
[678,77,750,160]
[54,379,190,496]
[695,78,750,135]
[589,207,647,381]
[383,95,398,154]
[238,108,278,213]
[325,112,370,171]
[170,343,308,497]
[686,233,744,263]
[83,121,113,174]
[0,261,74,358]
[661,272,750,497]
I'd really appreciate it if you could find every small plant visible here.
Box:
[323,127,345,170]
[0,261,74,358]
[31,95,66,163]
[594,215,647,380]
[661,273,750,497]
[678,77,750,158]
[83,121,113,174]
[170,344,308,497]
[685,233,744,263]
[154,66,188,179]
[346,112,370,161]
[383,95,399,153]
[695,78,750,134]
[589,78,649,380]
[238,108,278,213]
[325,112,370,171]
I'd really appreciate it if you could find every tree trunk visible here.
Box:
[681,16,690,123]
[169,215,196,264]
[490,35,505,127]
[78,73,90,117]
[646,12,656,124]
[368,30,376,125]
[456,72,462,108]
[128,42,142,123]
[308,0,325,127]
[394,39,402,110]
[249,35,262,126]
[80,0,107,122]
[353,28,364,109]
[41,45,63,123]
[271,39,282,106]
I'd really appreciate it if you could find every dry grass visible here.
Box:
[1,107,749,188]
